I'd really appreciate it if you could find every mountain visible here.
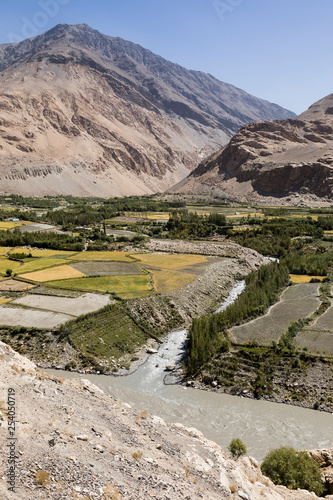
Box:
[0,24,294,197]
[170,94,333,206]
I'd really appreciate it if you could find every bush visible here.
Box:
[228,438,247,459]
[261,446,323,495]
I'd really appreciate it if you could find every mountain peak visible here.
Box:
[0,24,294,198]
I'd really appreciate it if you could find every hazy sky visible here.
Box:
[0,0,332,114]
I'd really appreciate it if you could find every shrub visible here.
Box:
[228,438,247,459]
[35,470,50,487]
[261,446,323,495]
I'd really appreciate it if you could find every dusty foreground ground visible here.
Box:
[0,341,329,500]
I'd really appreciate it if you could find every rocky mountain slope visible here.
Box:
[0,23,294,197]
[170,94,333,205]
[1,340,331,499]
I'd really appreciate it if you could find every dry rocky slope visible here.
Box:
[0,23,294,197]
[1,341,332,500]
[170,93,333,206]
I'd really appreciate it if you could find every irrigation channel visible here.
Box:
[47,281,333,461]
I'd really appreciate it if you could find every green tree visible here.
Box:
[261,447,323,495]
[228,438,247,459]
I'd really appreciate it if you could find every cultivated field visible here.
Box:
[12,293,110,316]
[152,269,197,293]
[134,253,207,270]
[20,265,86,282]
[0,247,12,255]
[70,261,142,276]
[0,257,21,274]
[47,274,152,298]
[0,279,36,291]
[0,305,73,328]
[296,302,333,355]
[11,248,77,257]
[68,251,134,262]
[289,274,324,284]
[17,258,70,274]
[230,283,321,345]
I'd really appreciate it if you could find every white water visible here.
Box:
[47,281,333,460]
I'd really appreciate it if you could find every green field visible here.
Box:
[59,303,149,363]
[47,274,152,297]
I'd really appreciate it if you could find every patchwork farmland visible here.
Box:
[0,246,212,328]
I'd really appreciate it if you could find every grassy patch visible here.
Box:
[47,274,152,297]
[20,265,85,282]
[152,269,197,293]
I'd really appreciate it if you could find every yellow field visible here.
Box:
[0,221,24,229]
[19,265,86,282]
[68,251,134,262]
[134,253,207,270]
[0,298,11,305]
[147,213,169,220]
[0,247,12,255]
[17,258,69,274]
[47,274,152,297]
[11,248,78,257]
[289,274,324,284]
[0,257,21,274]
[152,269,197,293]
[324,230,333,235]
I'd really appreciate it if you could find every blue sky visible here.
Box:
[0,0,332,114]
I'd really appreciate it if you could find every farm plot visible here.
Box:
[70,261,142,276]
[17,223,58,233]
[68,251,134,262]
[0,305,73,328]
[10,248,77,257]
[19,265,85,282]
[17,258,70,274]
[289,274,324,284]
[12,292,110,316]
[0,279,36,292]
[0,247,12,255]
[134,253,207,270]
[0,257,21,275]
[296,304,333,355]
[230,283,321,345]
[47,274,152,298]
[152,269,197,293]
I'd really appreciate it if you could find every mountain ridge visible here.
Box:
[169,93,333,206]
[0,23,294,197]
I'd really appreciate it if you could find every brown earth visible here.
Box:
[0,24,294,197]
[170,93,333,206]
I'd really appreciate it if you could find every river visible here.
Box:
[46,281,333,461]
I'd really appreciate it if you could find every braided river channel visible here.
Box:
[47,281,333,460]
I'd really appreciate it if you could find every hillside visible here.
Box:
[170,94,333,206]
[0,23,294,197]
[1,340,330,499]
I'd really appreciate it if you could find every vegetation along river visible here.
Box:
[47,281,333,461]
